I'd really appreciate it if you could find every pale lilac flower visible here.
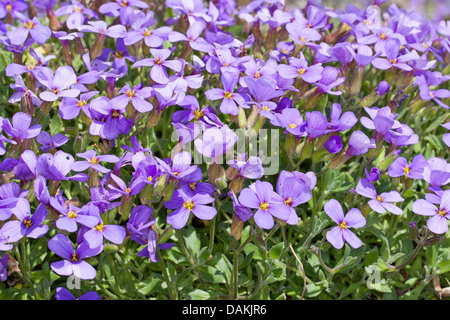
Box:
[356,178,404,215]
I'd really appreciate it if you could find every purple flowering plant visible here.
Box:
[0,0,448,302]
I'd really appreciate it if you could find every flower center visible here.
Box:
[422,42,428,49]
[224,91,233,99]
[193,109,204,119]
[115,51,124,59]
[438,209,447,217]
[339,221,348,229]
[284,197,292,207]
[430,92,435,98]
[378,32,387,40]
[189,182,197,191]
[390,58,398,65]
[24,20,35,29]
[288,123,297,129]
[70,253,80,262]
[254,71,261,79]
[147,175,153,182]
[120,0,128,7]
[376,195,384,202]
[77,99,87,107]
[95,223,105,232]
[27,64,35,71]
[183,200,195,210]
[172,171,180,176]
[143,29,152,37]
[52,88,59,94]
[298,68,306,75]
[403,166,411,175]
[363,19,371,25]
[298,36,306,43]
[125,188,131,194]
[306,23,312,28]
[126,89,136,98]
[281,48,289,54]
[223,62,229,67]
[259,202,269,211]
[6,4,12,11]
[112,110,121,118]
[89,157,99,164]
[262,106,270,111]
[155,57,163,65]
[67,210,78,219]
[23,218,33,228]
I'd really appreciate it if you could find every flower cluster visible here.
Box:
[0,0,448,301]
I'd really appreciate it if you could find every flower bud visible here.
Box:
[207,163,225,188]
[424,235,445,247]
[377,150,400,171]
[408,222,419,241]
[230,214,244,241]
[153,174,167,197]
[103,244,119,253]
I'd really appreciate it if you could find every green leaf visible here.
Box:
[438,260,450,274]
[269,243,284,260]
[184,288,211,300]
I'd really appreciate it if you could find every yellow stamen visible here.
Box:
[284,197,292,206]
[224,91,233,99]
[390,58,398,65]
[67,210,77,219]
[89,157,99,165]
[378,32,387,40]
[298,36,306,43]
[120,0,128,7]
[339,221,348,229]
[376,195,384,202]
[23,219,33,228]
[363,19,371,25]
[143,29,152,37]
[77,99,87,107]
[95,223,105,232]
[183,200,195,210]
[147,175,153,182]
[259,202,269,211]
[70,253,79,262]
[438,209,447,217]
[189,182,197,191]
[115,51,124,58]
[155,57,163,65]
[52,88,59,94]
[403,166,411,175]
[262,106,270,111]
[254,71,261,79]
[24,20,35,29]
[172,171,180,176]
[5,4,12,11]
[74,5,82,13]
[112,110,121,118]
[125,188,131,194]
[298,68,306,75]
[126,89,136,98]
[306,23,312,28]
[193,109,204,119]
[288,123,297,129]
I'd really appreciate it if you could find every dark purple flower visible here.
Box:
[50,198,98,233]
[164,189,217,229]
[36,131,69,152]
[388,154,428,179]
[324,135,343,154]
[47,234,102,279]
[55,287,101,300]
[1,200,48,243]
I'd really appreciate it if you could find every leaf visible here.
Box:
[184,288,211,300]
[269,243,284,260]
[437,260,450,274]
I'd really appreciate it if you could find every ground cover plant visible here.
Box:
[0,0,448,301]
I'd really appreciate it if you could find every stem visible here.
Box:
[107,254,126,299]
[208,215,216,253]
[13,244,41,300]
[156,245,176,300]
[231,239,239,299]
[387,242,423,271]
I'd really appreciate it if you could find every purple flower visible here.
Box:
[442,122,450,147]
[124,25,171,48]
[328,103,358,132]
[36,131,68,152]
[0,254,9,281]
[82,205,126,248]
[108,174,145,199]
[157,151,202,182]
[194,125,238,161]
[364,167,380,182]
[277,52,323,83]
[47,234,102,280]
[371,38,419,71]
[227,155,264,180]
[8,75,41,107]
[315,66,345,95]
[133,49,183,85]
[168,18,213,53]
[276,174,312,225]
[50,198,99,233]
[36,66,80,102]
[238,180,291,229]
[412,190,450,234]
[55,0,98,30]
[89,96,134,140]
[376,81,390,95]
[78,20,126,38]
[55,287,101,300]
[421,157,450,187]
[324,199,366,249]
[358,27,406,55]
[10,12,51,45]
[356,178,404,215]
[59,90,99,120]
[110,84,154,113]
[99,0,148,25]
[2,112,41,142]
[347,130,376,156]
[286,21,321,46]
[273,108,306,137]
[164,189,217,229]
[205,69,247,116]
[324,135,343,154]
[415,75,450,109]
[126,205,154,238]
[388,154,428,179]
[71,150,120,174]
[1,200,48,243]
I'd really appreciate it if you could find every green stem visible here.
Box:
[13,244,41,300]
[107,254,126,299]
[208,215,216,253]
[231,239,239,299]
[156,246,176,300]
